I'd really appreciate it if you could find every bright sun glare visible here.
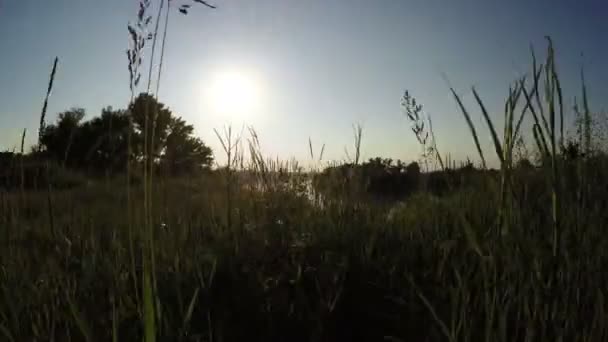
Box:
[205,69,261,123]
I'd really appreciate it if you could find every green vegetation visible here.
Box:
[2,1,608,340]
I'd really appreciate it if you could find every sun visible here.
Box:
[204,69,261,123]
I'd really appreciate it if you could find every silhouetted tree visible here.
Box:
[129,93,213,174]
[562,140,584,161]
[39,108,85,166]
[162,116,213,175]
[516,158,534,170]
[129,93,173,165]
[80,107,131,173]
[405,161,420,176]
[39,94,213,175]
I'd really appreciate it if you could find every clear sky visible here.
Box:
[1,0,607,165]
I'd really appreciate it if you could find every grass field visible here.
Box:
[3,145,608,341]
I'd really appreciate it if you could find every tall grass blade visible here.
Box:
[19,129,26,195]
[472,87,504,165]
[533,123,550,158]
[544,37,560,257]
[319,143,326,162]
[19,129,26,155]
[309,138,314,160]
[146,0,165,93]
[143,264,156,342]
[353,124,363,165]
[581,68,591,155]
[427,115,445,171]
[407,275,455,342]
[530,46,550,136]
[181,287,200,335]
[510,72,540,153]
[459,212,485,257]
[38,57,59,150]
[67,295,94,342]
[155,0,171,96]
[450,87,487,169]
[521,86,550,158]
[552,60,564,148]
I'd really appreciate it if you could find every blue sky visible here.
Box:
[1,0,607,165]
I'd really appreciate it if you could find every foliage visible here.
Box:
[163,116,214,174]
[314,157,492,201]
[39,94,213,176]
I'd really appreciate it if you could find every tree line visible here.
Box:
[37,93,213,176]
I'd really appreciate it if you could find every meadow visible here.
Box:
[1,2,608,340]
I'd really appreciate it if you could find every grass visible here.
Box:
[3,157,608,341]
[3,143,608,341]
[2,3,608,340]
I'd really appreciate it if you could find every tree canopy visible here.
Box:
[40,93,213,175]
